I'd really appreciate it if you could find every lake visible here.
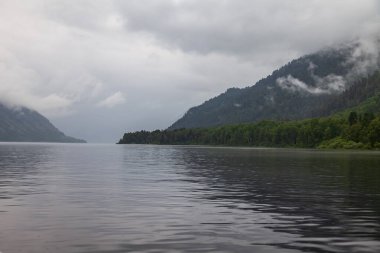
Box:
[0,143,380,253]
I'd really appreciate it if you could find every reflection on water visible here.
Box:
[0,143,380,253]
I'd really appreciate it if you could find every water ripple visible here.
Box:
[0,144,380,252]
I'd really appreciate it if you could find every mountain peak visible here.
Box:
[0,103,85,143]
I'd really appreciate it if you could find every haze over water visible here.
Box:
[1,143,380,253]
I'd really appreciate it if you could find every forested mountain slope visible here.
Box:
[0,104,85,143]
[118,86,380,149]
[316,71,380,116]
[169,41,379,130]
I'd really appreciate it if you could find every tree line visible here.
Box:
[118,111,380,149]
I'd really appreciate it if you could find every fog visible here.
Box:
[0,0,378,142]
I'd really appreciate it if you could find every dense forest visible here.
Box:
[119,71,380,149]
[169,43,365,130]
[119,42,380,149]
[118,109,380,149]
[315,71,380,116]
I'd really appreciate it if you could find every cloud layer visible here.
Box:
[97,92,126,108]
[277,74,346,95]
[0,0,379,142]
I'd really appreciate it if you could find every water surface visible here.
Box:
[1,143,380,253]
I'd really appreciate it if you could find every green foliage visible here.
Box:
[348,111,358,126]
[118,111,380,150]
[318,137,366,150]
[368,118,380,147]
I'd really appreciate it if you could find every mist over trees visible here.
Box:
[169,43,380,130]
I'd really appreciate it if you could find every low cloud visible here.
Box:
[345,38,380,80]
[1,92,74,116]
[97,92,126,108]
[277,37,380,96]
[277,74,345,95]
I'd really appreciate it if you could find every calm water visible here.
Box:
[1,143,380,253]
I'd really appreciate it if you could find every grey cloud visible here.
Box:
[0,0,379,142]
[276,59,347,95]
[277,37,380,96]
[97,92,126,108]
[277,74,345,95]
[345,38,380,80]
[115,0,379,57]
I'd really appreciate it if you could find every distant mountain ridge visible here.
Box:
[0,103,85,143]
[169,41,380,130]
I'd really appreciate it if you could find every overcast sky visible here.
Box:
[0,0,379,142]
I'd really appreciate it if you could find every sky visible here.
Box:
[0,0,379,142]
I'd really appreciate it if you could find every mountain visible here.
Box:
[0,103,86,143]
[118,75,380,149]
[169,41,380,130]
[316,70,380,116]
